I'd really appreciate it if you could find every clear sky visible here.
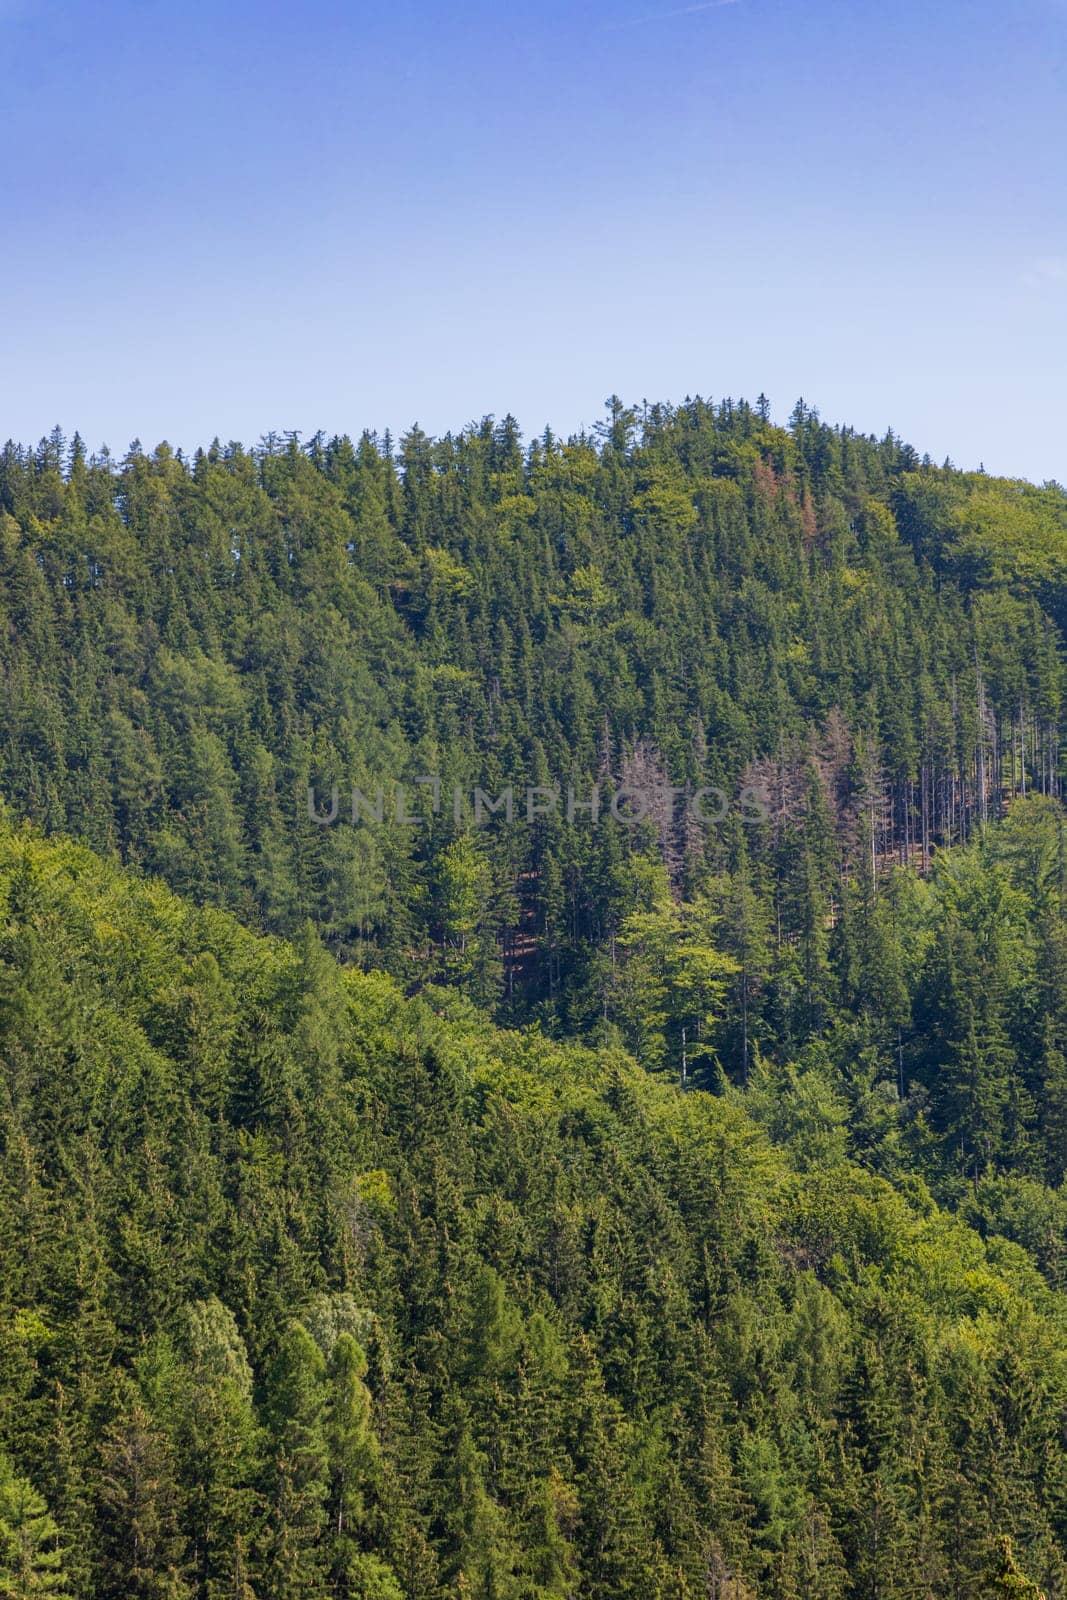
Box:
[2,0,1064,481]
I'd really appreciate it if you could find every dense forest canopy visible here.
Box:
[2,399,1064,1019]
[3,396,1067,1597]
[1,813,1066,1600]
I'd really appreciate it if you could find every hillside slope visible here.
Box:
[2,404,1065,1033]
[0,813,1065,1599]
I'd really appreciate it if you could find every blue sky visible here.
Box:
[2,0,1064,481]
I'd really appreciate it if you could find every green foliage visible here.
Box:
[2,407,1064,1033]
[614,881,737,1079]
[0,817,1066,1595]
[0,1455,67,1596]
[5,403,1067,1595]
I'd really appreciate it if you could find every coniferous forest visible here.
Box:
[4,398,1067,1596]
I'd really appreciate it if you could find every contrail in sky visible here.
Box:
[605,0,741,29]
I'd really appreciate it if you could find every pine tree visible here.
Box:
[0,1455,67,1597]
[262,1324,329,1600]
[983,1535,1047,1598]
[325,1335,397,1596]
[96,1406,190,1600]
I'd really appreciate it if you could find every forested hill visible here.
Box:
[5,401,1067,1596]
[3,401,1066,1038]
[0,812,1064,1600]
